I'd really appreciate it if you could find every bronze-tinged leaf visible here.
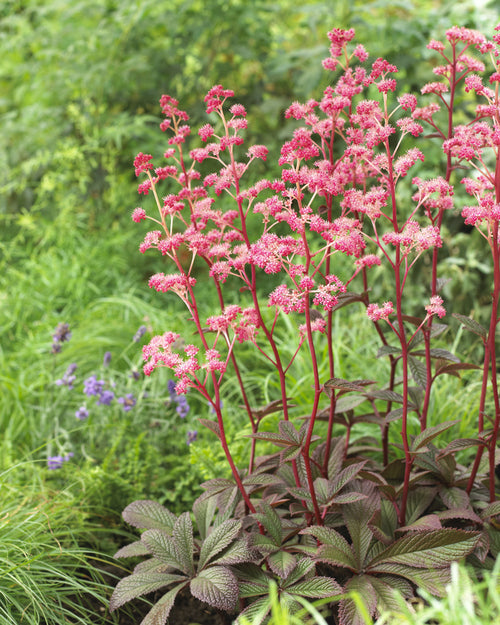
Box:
[141,530,187,572]
[267,550,297,578]
[452,313,487,339]
[140,583,188,625]
[198,519,241,570]
[198,418,221,439]
[408,355,428,389]
[114,540,151,559]
[396,514,442,534]
[410,420,459,452]
[338,575,377,625]
[369,529,480,569]
[109,573,186,611]
[286,576,343,599]
[435,362,481,377]
[190,566,239,611]
[122,500,177,531]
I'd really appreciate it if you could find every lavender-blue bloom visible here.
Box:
[117,393,136,411]
[55,363,78,389]
[167,379,177,400]
[47,452,73,470]
[103,351,112,367]
[176,396,190,418]
[83,375,105,397]
[97,389,115,406]
[186,430,198,445]
[75,406,89,420]
[133,325,147,343]
[52,323,72,343]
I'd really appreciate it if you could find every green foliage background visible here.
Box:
[0,2,499,621]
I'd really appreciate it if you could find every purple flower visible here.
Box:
[176,396,190,418]
[47,452,73,470]
[103,351,112,367]
[117,393,136,411]
[83,375,105,397]
[55,363,78,389]
[97,389,115,406]
[130,369,141,381]
[167,379,177,400]
[52,323,72,344]
[186,430,198,445]
[75,406,89,420]
[133,325,147,342]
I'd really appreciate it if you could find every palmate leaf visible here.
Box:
[302,526,357,570]
[253,501,283,546]
[285,576,343,599]
[193,495,217,541]
[369,529,480,569]
[212,537,254,566]
[338,575,377,625]
[410,420,459,452]
[122,500,177,531]
[109,572,187,611]
[190,565,239,611]
[452,313,487,339]
[267,550,297,577]
[368,562,451,596]
[140,583,187,625]
[234,595,271,625]
[114,539,151,559]
[172,512,195,576]
[408,354,428,389]
[141,529,188,572]
[198,519,242,569]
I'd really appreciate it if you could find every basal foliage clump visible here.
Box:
[110,24,500,625]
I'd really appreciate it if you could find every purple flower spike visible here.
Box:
[186,430,198,445]
[103,351,112,367]
[83,375,105,397]
[133,325,147,343]
[75,406,89,420]
[117,393,136,411]
[97,390,115,406]
[55,363,78,389]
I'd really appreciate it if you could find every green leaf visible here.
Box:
[235,596,271,625]
[369,562,451,596]
[324,378,374,394]
[377,344,402,358]
[141,529,188,572]
[334,492,368,505]
[122,500,177,531]
[199,418,222,439]
[114,540,151,559]
[440,486,470,509]
[267,550,297,578]
[109,572,186,611]
[252,502,283,546]
[338,575,377,625]
[302,526,357,570]
[212,537,253,566]
[287,576,343,598]
[140,583,187,625]
[411,420,459,451]
[193,495,217,541]
[173,512,195,576]
[190,565,239,611]
[343,491,379,568]
[480,501,500,520]
[408,355,428,389]
[435,362,481,377]
[369,529,480,569]
[452,313,487,339]
[410,348,460,362]
[334,394,367,413]
[330,461,367,495]
[198,519,241,570]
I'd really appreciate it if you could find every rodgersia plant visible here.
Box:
[111,25,500,625]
